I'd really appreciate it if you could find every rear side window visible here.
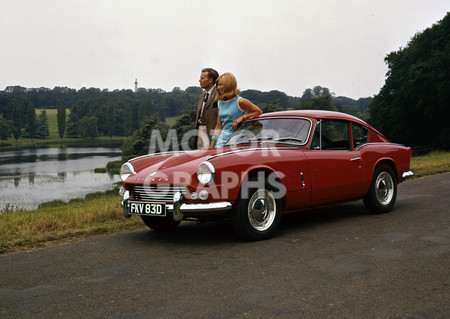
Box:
[352,123,368,149]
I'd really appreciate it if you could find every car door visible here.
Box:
[306,119,364,203]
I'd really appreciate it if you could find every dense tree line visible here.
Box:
[2,85,302,115]
[241,90,300,109]
[1,84,371,149]
[370,12,450,150]
[0,93,50,143]
[296,86,371,120]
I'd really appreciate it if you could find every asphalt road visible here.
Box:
[1,173,449,319]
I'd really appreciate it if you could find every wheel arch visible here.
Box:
[241,166,283,186]
[373,159,398,183]
[239,166,287,207]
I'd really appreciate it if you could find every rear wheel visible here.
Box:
[232,178,281,240]
[141,216,180,231]
[363,164,397,214]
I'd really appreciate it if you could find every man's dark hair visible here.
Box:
[202,68,219,83]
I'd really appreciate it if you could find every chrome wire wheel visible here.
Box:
[247,189,277,231]
[375,172,394,206]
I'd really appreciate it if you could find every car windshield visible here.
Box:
[225,117,311,146]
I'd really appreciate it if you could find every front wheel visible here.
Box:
[363,164,397,214]
[232,182,281,240]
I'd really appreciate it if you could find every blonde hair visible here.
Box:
[216,72,241,101]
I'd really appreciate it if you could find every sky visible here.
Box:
[1,0,449,99]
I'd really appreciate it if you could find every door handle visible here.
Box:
[350,157,362,162]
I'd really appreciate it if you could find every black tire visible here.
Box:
[140,216,181,231]
[363,164,397,214]
[232,179,282,240]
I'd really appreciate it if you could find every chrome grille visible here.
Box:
[129,184,187,202]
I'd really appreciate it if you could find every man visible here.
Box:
[195,68,219,149]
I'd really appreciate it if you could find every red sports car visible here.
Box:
[120,110,413,240]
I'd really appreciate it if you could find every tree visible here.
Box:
[123,109,132,137]
[259,102,285,113]
[24,102,37,139]
[301,89,313,103]
[0,116,12,146]
[78,116,99,139]
[297,86,337,111]
[65,118,79,138]
[36,110,50,139]
[57,102,66,139]
[121,116,170,160]
[12,104,22,143]
[313,86,322,97]
[370,12,450,150]
[172,108,197,150]
[310,94,337,111]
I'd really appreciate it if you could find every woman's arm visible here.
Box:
[209,115,222,148]
[232,98,263,130]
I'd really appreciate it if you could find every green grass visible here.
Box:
[41,108,60,137]
[165,115,181,126]
[0,189,144,254]
[410,150,450,178]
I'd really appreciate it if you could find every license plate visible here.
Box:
[128,201,166,216]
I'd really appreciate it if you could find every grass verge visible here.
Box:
[410,150,450,178]
[0,151,449,255]
[0,189,145,254]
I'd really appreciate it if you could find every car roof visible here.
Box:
[258,110,368,126]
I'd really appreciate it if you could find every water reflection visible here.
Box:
[58,172,67,179]
[58,152,67,161]
[28,173,35,185]
[0,147,122,211]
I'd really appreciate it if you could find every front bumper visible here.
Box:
[121,190,232,221]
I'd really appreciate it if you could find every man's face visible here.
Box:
[199,72,213,90]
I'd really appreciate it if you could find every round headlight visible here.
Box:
[190,192,199,200]
[120,162,135,181]
[199,190,209,200]
[197,161,215,185]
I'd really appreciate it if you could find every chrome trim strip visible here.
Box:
[402,171,414,179]
[167,202,233,213]
[207,147,297,160]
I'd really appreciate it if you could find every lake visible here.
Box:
[0,147,122,211]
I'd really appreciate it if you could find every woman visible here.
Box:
[210,72,262,148]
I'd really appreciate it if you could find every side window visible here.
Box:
[352,123,368,149]
[311,119,350,150]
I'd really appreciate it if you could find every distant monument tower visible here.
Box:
[134,78,138,92]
